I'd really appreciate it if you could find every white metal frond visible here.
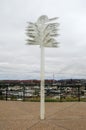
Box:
[26,15,59,47]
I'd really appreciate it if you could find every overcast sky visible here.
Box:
[0,0,86,80]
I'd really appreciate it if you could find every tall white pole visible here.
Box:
[40,45,45,120]
[26,15,58,120]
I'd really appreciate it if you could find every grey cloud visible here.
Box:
[0,0,86,79]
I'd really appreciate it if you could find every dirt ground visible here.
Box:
[0,101,86,130]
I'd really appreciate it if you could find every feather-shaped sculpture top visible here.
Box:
[26,15,59,47]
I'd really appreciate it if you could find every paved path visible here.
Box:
[0,101,86,130]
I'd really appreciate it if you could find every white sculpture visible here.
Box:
[26,15,59,120]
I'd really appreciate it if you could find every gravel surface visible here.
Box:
[0,101,86,130]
